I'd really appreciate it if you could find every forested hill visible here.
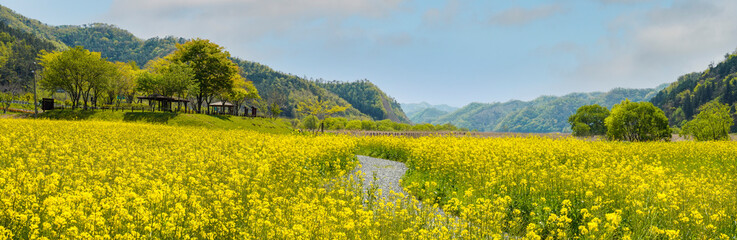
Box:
[0,21,55,88]
[231,58,368,119]
[430,86,666,133]
[0,4,405,121]
[651,51,737,127]
[316,80,410,123]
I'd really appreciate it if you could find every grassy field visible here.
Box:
[38,109,294,134]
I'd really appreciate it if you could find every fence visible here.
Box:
[326,130,571,138]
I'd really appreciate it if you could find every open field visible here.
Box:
[1,118,735,239]
[38,110,293,134]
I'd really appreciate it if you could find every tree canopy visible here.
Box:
[681,101,733,141]
[605,99,671,142]
[568,104,610,136]
[167,39,239,112]
[39,46,116,109]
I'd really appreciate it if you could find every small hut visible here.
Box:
[209,101,234,114]
[137,94,190,112]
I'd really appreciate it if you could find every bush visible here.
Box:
[302,115,318,130]
[605,99,671,141]
[361,120,376,131]
[681,101,733,141]
[568,104,609,136]
[345,120,362,130]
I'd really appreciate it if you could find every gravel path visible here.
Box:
[355,155,408,198]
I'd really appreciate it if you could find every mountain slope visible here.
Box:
[316,80,410,123]
[0,4,405,121]
[233,59,368,119]
[0,21,56,88]
[433,87,666,132]
[401,102,459,117]
[410,108,449,124]
[651,51,737,127]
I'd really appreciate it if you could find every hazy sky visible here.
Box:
[3,0,737,106]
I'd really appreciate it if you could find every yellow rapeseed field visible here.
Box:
[0,119,457,239]
[1,119,736,239]
[360,135,737,239]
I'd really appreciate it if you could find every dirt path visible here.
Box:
[355,155,408,198]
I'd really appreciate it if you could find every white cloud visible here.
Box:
[488,4,565,26]
[422,0,462,27]
[564,0,737,91]
[104,0,407,40]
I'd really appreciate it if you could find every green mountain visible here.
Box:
[432,87,667,133]
[651,51,737,127]
[316,80,409,123]
[0,21,56,88]
[401,102,459,117]
[409,107,450,124]
[0,4,405,121]
[232,59,368,119]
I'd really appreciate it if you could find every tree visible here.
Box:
[106,62,138,105]
[39,46,116,109]
[224,76,260,115]
[295,98,350,120]
[167,39,239,113]
[605,99,671,142]
[302,115,318,131]
[137,58,195,98]
[268,102,282,119]
[568,104,610,136]
[296,97,350,132]
[681,101,733,141]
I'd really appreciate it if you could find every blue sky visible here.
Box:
[3,0,737,106]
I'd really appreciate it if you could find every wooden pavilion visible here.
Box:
[209,101,235,114]
[137,94,190,112]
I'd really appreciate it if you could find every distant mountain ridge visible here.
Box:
[0,4,403,121]
[424,86,668,132]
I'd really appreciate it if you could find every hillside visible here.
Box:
[409,107,450,124]
[316,80,409,123]
[0,4,402,122]
[401,102,459,117]
[651,51,737,127]
[0,21,55,89]
[432,87,666,132]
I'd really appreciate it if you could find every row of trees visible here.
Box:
[38,39,260,113]
[569,99,733,141]
[301,117,464,132]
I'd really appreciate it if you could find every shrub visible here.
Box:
[681,101,733,141]
[605,99,671,141]
[568,104,609,136]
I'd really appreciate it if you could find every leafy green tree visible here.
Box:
[605,99,671,141]
[39,46,116,109]
[105,62,138,106]
[681,101,733,141]
[224,75,260,115]
[167,39,239,112]
[268,102,282,119]
[295,98,350,120]
[568,104,610,136]
[360,120,377,131]
[137,58,195,98]
[345,120,362,130]
[302,115,318,131]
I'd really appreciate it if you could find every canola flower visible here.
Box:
[2,118,736,239]
[360,135,737,239]
[0,119,459,240]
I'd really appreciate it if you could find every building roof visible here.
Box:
[137,94,190,102]
[209,101,234,107]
